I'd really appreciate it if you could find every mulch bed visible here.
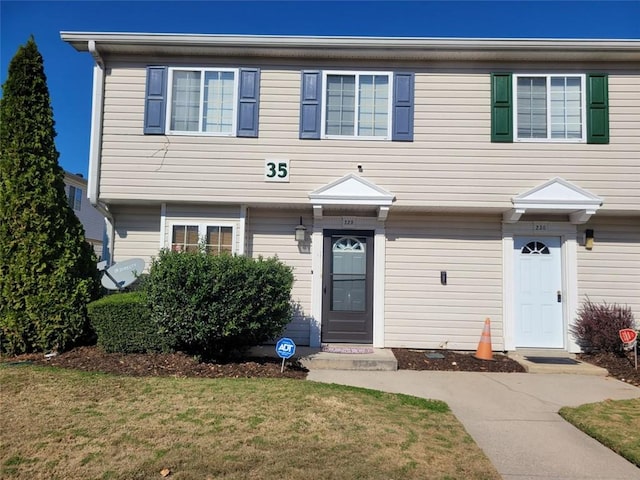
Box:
[3,346,639,386]
[392,349,527,373]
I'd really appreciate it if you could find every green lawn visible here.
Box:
[1,365,499,480]
[560,398,640,467]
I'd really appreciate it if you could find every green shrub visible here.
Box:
[145,250,294,358]
[87,292,167,353]
[570,298,636,353]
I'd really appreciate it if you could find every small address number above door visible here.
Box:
[265,159,290,182]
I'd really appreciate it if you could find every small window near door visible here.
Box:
[205,226,233,255]
[171,225,199,252]
[521,241,550,254]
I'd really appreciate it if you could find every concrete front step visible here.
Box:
[300,347,398,371]
[508,349,608,375]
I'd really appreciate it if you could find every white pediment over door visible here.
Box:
[503,177,603,224]
[309,173,395,221]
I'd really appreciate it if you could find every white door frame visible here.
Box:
[310,216,386,348]
[502,221,579,352]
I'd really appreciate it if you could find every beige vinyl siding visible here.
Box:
[99,62,639,214]
[163,204,241,253]
[577,216,640,315]
[384,214,503,350]
[112,205,161,270]
[247,208,312,345]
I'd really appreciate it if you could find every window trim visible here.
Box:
[513,73,587,143]
[166,67,239,136]
[168,222,236,255]
[321,70,393,141]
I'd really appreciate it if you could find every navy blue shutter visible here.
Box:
[392,73,414,141]
[237,68,260,137]
[144,66,167,134]
[299,71,322,139]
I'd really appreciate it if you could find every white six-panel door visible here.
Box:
[514,236,563,348]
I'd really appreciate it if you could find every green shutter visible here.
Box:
[491,73,513,142]
[586,74,609,144]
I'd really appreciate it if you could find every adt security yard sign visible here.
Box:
[276,338,296,372]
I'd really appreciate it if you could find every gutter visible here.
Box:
[87,40,114,264]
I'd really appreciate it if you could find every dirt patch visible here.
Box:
[392,349,527,373]
[4,346,308,379]
[577,351,640,387]
[3,346,639,386]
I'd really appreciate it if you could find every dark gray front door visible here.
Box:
[322,230,374,343]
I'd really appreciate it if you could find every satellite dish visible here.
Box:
[100,258,145,290]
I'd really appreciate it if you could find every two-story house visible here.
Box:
[64,171,106,258]
[62,32,640,353]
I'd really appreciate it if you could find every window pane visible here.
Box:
[171,71,201,131]
[203,71,234,133]
[68,186,76,209]
[517,77,547,138]
[172,225,199,252]
[551,76,582,139]
[358,75,388,137]
[205,226,233,255]
[326,75,355,135]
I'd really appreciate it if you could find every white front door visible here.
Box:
[514,236,563,348]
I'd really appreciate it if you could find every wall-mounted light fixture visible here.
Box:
[585,229,594,250]
[295,217,306,242]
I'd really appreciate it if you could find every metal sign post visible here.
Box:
[275,338,296,373]
[619,329,638,370]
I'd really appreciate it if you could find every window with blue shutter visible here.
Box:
[301,70,414,141]
[392,73,414,141]
[300,71,322,139]
[237,68,260,138]
[144,66,168,134]
[144,66,261,137]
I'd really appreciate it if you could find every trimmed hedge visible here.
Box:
[145,250,294,358]
[87,292,168,353]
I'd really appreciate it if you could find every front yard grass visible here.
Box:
[559,398,640,467]
[1,365,499,479]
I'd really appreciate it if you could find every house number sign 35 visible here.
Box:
[265,159,290,182]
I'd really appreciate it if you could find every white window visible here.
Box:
[515,74,586,142]
[68,185,82,211]
[167,68,238,135]
[171,224,234,255]
[322,71,392,139]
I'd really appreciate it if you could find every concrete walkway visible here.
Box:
[308,370,640,480]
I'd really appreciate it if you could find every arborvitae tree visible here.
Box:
[0,37,99,354]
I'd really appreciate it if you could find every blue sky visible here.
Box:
[2,0,639,177]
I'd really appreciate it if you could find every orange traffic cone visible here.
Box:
[474,317,494,361]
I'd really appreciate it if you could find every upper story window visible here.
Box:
[68,185,82,211]
[144,66,260,138]
[515,74,585,142]
[168,68,238,135]
[300,70,414,142]
[323,72,392,139]
[490,73,608,144]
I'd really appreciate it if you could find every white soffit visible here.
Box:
[309,173,395,220]
[504,177,603,224]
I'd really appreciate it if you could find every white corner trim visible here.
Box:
[238,205,247,255]
[310,227,323,347]
[87,62,104,207]
[373,228,386,348]
[377,206,390,222]
[159,203,167,249]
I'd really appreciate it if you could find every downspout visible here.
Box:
[87,40,114,264]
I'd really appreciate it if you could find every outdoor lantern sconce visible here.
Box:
[585,229,594,250]
[295,217,306,242]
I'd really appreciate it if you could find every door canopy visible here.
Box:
[309,173,395,221]
[503,177,603,224]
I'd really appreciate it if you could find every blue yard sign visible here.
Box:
[276,337,296,372]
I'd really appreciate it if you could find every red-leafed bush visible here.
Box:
[570,298,636,353]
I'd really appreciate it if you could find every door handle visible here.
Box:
[557,290,562,303]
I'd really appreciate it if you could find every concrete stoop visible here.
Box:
[300,347,398,371]
[508,348,608,375]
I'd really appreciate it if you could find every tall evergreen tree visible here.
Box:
[0,37,99,354]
